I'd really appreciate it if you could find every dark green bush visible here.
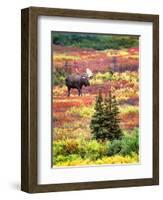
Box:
[120,128,139,156]
[107,128,139,156]
[107,139,122,156]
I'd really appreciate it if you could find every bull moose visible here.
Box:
[65,68,93,96]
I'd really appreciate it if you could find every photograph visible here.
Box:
[52,32,140,167]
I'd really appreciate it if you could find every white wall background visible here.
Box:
[0,0,162,199]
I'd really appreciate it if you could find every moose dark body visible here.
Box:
[65,74,90,96]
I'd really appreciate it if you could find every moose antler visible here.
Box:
[86,68,93,78]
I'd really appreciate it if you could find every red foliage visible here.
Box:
[120,112,139,130]
[53,46,139,73]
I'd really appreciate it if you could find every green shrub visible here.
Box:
[54,155,67,163]
[53,140,66,157]
[120,128,139,156]
[77,138,108,160]
[77,137,87,158]
[107,139,122,156]
[67,154,82,161]
[107,128,139,156]
[84,140,107,160]
[54,154,82,165]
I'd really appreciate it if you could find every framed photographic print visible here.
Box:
[21,7,159,193]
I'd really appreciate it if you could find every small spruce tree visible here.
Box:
[90,90,123,141]
[105,95,123,140]
[102,93,113,141]
[90,89,105,140]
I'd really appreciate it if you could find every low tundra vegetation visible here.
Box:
[53,128,139,166]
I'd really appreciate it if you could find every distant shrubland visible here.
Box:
[52,32,139,50]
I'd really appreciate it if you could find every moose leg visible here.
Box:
[79,85,83,96]
[78,88,81,96]
[67,87,71,97]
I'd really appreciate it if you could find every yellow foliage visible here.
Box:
[54,153,139,167]
[67,105,95,118]
[119,105,139,114]
[113,87,138,101]
[54,54,80,61]
[106,49,129,57]
[112,71,138,83]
